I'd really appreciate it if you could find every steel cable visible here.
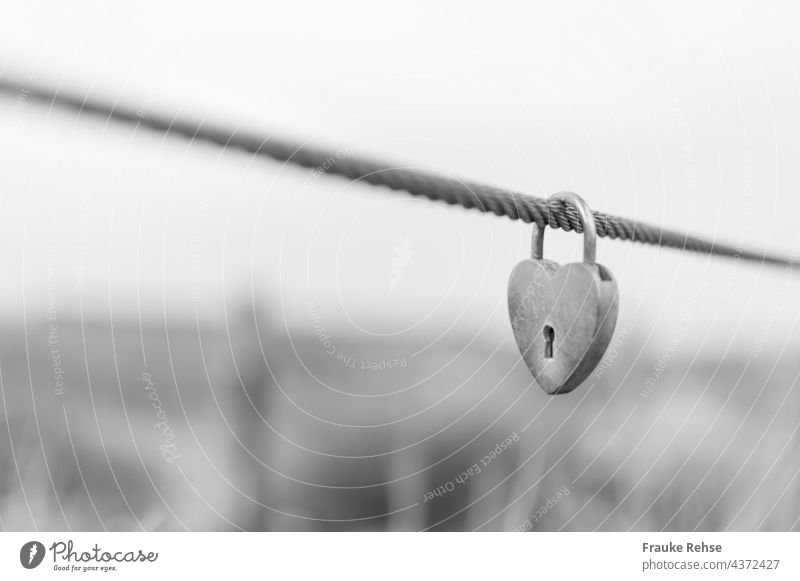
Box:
[0,78,793,269]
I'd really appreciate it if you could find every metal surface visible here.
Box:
[508,193,619,395]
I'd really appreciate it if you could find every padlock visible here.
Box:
[507,192,619,394]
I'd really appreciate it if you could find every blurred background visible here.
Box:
[0,0,799,531]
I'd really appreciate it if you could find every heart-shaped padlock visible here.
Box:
[508,192,619,395]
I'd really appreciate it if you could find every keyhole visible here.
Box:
[544,325,555,358]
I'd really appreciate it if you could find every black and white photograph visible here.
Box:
[0,1,799,578]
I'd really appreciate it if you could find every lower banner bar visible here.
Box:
[1,532,797,579]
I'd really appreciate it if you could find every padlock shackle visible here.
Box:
[531,192,597,264]
[531,223,545,260]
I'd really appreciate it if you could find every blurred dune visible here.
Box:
[1,301,798,532]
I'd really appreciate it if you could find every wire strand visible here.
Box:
[1,78,793,269]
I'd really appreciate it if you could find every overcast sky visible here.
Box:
[1,1,800,358]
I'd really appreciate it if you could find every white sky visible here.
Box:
[1,1,800,357]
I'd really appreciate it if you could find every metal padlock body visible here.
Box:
[507,193,619,395]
